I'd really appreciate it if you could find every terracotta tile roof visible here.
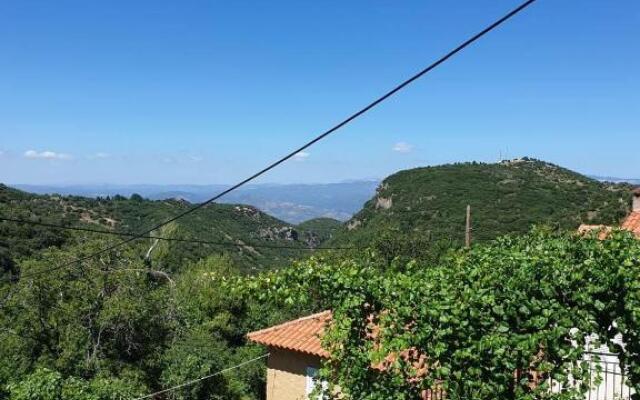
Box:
[578,211,640,240]
[247,311,331,358]
[249,311,427,373]
[621,212,640,238]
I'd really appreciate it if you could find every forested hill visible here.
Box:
[329,159,633,248]
[0,184,330,274]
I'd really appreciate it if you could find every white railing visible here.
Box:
[548,352,635,400]
[584,352,634,400]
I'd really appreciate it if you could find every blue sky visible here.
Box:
[1,0,638,184]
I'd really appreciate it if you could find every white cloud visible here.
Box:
[24,150,73,160]
[293,151,310,161]
[157,153,204,164]
[90,152,111,159]
[392,142,413,154]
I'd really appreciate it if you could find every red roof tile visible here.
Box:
[247,311,331,358]
[621,212,640,238]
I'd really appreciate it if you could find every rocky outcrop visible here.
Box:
[234,206,261,220]
[375,196,392,210]
[258,226,299,241]
[347,219,361,231]
[302,232,321,248]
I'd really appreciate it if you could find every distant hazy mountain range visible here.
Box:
[13,181,380,224]
[589,176,640,185]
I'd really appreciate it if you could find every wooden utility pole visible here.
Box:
[465,205,471,248]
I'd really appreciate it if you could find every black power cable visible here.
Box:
[2,0,538,283]
[0,216,355,251]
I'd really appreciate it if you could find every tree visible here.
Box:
[1,245,275,399]
[5,368,144,400]
[0,240,163,398]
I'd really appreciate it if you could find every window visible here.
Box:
[305,366,327,399]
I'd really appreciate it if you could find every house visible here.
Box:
[620,187,640,236]
[247,311,331,400]
[248,310,445,400]
[249,309,633,400]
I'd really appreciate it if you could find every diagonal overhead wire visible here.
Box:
[3,0,538,283]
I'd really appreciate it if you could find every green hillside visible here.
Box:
[297,217,342,231]
[330,159,633,249]
[296,217,342,244]
[0,184,327,275]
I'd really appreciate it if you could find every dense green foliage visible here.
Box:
[331,159,632,249]
[0,242,298,399]
[6,225,639,399]
[246,230,640,399]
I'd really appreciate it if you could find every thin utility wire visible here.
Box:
[0,216,356,251]
[0,216,495,250]
[132,353,269,400]
[4,0,538,283]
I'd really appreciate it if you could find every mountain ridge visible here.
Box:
[12,181,379,224]
[329,159,634,249]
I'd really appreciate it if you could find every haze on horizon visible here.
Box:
[1,0,638,185]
